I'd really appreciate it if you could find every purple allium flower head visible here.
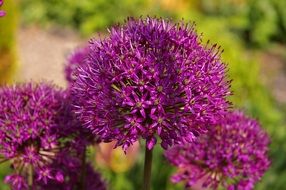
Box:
[71,17,231,151]
[165,111,270,190]
[65,46,89,87]
[0,0,5,17]
[0,82,85,189]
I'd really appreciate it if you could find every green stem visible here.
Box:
[28,165,33,190]
[142,144,153,190]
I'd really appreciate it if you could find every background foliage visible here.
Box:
[1,0,286,189]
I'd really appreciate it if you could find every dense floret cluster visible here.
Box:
[71,17,231,151]
[0,83,67,187]
[165,111,270,190]
[0,83,105,189]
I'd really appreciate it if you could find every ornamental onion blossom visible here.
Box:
[165,111,270,190]
[71,17,231,151]
[65,46,89,87]
[0,0,5,17]
[0,83,84,189]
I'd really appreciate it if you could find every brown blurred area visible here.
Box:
[16,27,83,87]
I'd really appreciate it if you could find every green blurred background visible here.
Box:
[1,0,286,189]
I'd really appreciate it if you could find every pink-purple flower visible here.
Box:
[0,0,5,17]
[71,17,231,151]
[165,111,270,190]
[0,83,85,189]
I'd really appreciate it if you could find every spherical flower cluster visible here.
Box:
[0,0,5,17]
[0,83,80,189]
[165,111,270,190]
[71,17,231,151]
[65,46,89,87]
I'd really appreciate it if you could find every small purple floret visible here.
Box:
[4,175,28,190]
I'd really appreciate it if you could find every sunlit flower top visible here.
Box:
[0,0,5,17]
[71,17,231,151]
[0,83,82,189]
[165,111,270,190]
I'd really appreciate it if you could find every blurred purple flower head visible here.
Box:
[65,46,89,87]
[64,47,100,145]
[84,165,107,190]
[0,0,5,17]
[165,111,270,190]
[0,82,84,189]
[71,17,231,151]
[37,155,107,190]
